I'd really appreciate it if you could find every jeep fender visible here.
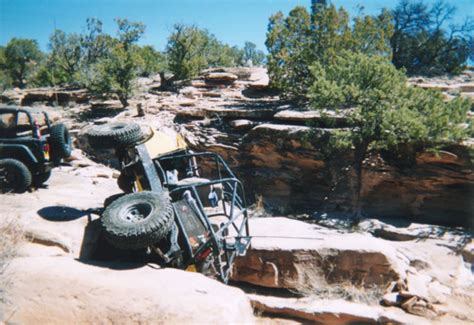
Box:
[0,144,38,166]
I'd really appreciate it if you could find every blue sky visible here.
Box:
[1,0,473,52]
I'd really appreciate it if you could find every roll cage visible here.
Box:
[119,142,250,283]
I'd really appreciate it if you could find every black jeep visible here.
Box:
[0,105,72,193]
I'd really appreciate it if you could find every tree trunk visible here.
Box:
[119,95,128,108]
[351,140,369,220]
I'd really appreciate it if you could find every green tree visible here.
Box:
[166,24,246,80]
[166,24,208,80]
[309,51,471,216]
[33,18,111,88]
[137,45,167,77]
[2,38,42,88]
[81,18,109,64]
[391,0,474,76]
[266,4,393,101]
[242,41,265,66]
[88,19,145,107]
[47,29,83,85]
[0,46,11,90]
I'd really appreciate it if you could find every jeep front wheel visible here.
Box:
[101,191,174,250]
[0,159,32,193]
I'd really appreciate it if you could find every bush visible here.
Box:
[310,51,471,215]
[266,4,392,102]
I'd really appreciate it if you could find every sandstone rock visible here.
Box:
[458,82,474,92]
[273,109,349,127]
[249,294,426,324]
[3,257,254,324]
[179,100,196,107]
[461,239,474,263]
[232,217,407,289]
[180,86,200,99]
[23,226,72,253]
[230,119,257,131]
[202,91,222,98]
[0,166,118,259]
[204,72,238,84]
[19,88,89,106]
[201,67,252,80]
[90,100,123,110]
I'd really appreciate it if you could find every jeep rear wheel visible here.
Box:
[87,123,143,150]
[49,123,72,166]
[0,159,32,193]
[101,191,174,250]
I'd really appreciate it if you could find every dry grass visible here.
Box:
[288,265,384,305]
[0,216,23,306]
[249,194,273,218]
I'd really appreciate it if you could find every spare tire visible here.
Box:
[0,158,32,193]
[87,123,143,150]
[49,123,72,166]
[101,191,174,250]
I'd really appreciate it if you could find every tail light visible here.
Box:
[43,143,50,153]
[196,247,212,262]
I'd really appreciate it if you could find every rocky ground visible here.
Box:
[1,67,473,324]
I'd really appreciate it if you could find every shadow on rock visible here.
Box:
[79,218,150,270]
[77,258,147,271]
[37,206,93,222]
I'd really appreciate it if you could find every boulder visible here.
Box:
[461,239,474,263]
[3,257,254,324]
[230,119,258,131]
[204,72,238,85]
[232,217,408,289]
[201,67,252,80]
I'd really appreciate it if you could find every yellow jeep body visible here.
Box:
[143,129,187,158]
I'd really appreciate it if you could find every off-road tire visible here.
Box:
[49,123,72,166]
[0,159,32,193]
[33,171,52,186]
[101,191,174,250]
[103,193,127,208]
[87,123,143,150]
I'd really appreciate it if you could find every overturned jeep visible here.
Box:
[86,122,250,282]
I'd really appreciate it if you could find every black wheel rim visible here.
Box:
[120,202,153,223]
